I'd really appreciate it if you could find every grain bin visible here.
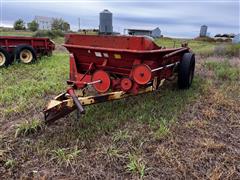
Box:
[200,25,208,37]
[99,9,113,34]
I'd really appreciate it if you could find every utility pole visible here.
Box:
[78,18,80,32]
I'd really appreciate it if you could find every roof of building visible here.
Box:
[126,29,152,32]
[100,9,112,14]
[126,27,160,32]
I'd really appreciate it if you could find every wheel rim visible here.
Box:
[20,49,33,63]
[0,52,6,66]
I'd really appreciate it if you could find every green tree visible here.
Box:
[51,18,70,32]
[51,18,64,31]
[62,22,70,32]
[27,20,39,31]
[13,19,26,30]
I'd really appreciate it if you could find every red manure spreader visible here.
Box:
[0,36,55,67]
[44,34,195,122]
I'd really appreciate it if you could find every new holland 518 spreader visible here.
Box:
[44,34,195,123]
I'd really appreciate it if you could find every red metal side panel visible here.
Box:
[65,34,159,50]
[63,35,188,77]
[0,36,55,53]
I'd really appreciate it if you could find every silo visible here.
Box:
[99,9,113,34]
[200,25,208,37]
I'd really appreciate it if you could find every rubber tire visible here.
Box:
[14,45,36,64]
[0,47,11,67]
[178,53,195,89]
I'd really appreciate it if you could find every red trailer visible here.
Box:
[44,34,195,123]
[0,36,55,67]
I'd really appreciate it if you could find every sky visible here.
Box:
[0,0,239,38]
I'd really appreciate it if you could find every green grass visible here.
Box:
[154,119,170,140]
[205,60,240,81]
[0,53,69,119]
[106,146,122,158]
[51,147,80,167]
[4,159,16,169]
[127,154,145,178]
[0,30,34,37]
[112,130,130,143]
[155,37,239,57]
[155,37,216,54]
[53,36,65,44]
[15,119,43,137]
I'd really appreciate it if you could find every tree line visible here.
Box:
[13,18,70,32]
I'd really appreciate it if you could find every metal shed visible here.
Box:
[232,34,240,44]
[125,27,161,38]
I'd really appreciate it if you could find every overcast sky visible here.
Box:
[1,0,239,38]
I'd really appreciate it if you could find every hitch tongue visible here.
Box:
[67,88,85,114]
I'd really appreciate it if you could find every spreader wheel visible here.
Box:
[120,78,132,91]
[14,45,36,64]
[0,47,11,67]
[178,53,195,89]
[132,64,152,85]
[92,70,111,93]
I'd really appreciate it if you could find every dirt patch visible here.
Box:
[148,87,240,179]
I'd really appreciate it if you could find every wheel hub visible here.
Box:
[0,52,6,66]
[20,49,33,63]
[120,78,132,91]
[132,64,152,85]
[91,70,111,93]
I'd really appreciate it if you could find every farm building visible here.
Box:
[125,27,161,38]
[34,16,54,30]
[214,33,235,41]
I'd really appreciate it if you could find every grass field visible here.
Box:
[0,35,240,179]
[0,30,34,37]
